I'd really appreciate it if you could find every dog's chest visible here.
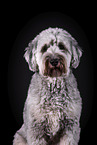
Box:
[39,79,70,136]
[40,79,66,110]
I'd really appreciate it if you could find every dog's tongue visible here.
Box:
[52,69,57,75]
[52,68,61,77]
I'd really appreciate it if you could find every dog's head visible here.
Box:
[24,28,82,77]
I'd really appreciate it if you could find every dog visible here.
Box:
[13,28,82,145]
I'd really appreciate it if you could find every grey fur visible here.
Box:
[13,28,82,145]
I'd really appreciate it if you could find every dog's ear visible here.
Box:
[71,40,82,69]
[62,29,82,69]
[24,40,38,72]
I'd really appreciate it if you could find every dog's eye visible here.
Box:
[58,42,67,52]
[41,44,48,53]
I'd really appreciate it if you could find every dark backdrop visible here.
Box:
[3,11,95,145]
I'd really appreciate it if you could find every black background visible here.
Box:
[2,3,95,145]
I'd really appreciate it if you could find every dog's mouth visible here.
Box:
[44,56,67,77]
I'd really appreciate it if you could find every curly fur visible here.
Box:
[13,28,82,145]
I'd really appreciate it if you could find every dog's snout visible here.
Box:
[50,59,58,66]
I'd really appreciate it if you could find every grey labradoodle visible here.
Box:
[13,28,82,145]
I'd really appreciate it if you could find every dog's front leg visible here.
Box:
[59,124,81,145]
[13,124,28,145]
[26,124,47,145]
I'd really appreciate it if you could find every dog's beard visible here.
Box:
[44,56,67,77]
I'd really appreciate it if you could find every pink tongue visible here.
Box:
[52,68,59,77]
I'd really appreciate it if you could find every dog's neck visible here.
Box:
[38,72,74,112]
[47,78,65,96]
[39,72,72,95]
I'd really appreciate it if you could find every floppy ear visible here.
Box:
[62,29,82,69]
[24,40,38,72]
[71,41,82,69]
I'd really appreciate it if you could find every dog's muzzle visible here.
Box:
[44,56,67,77]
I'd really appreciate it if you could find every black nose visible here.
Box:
[50,59,58,66]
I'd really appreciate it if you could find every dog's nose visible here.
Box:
[50,59,58,66]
